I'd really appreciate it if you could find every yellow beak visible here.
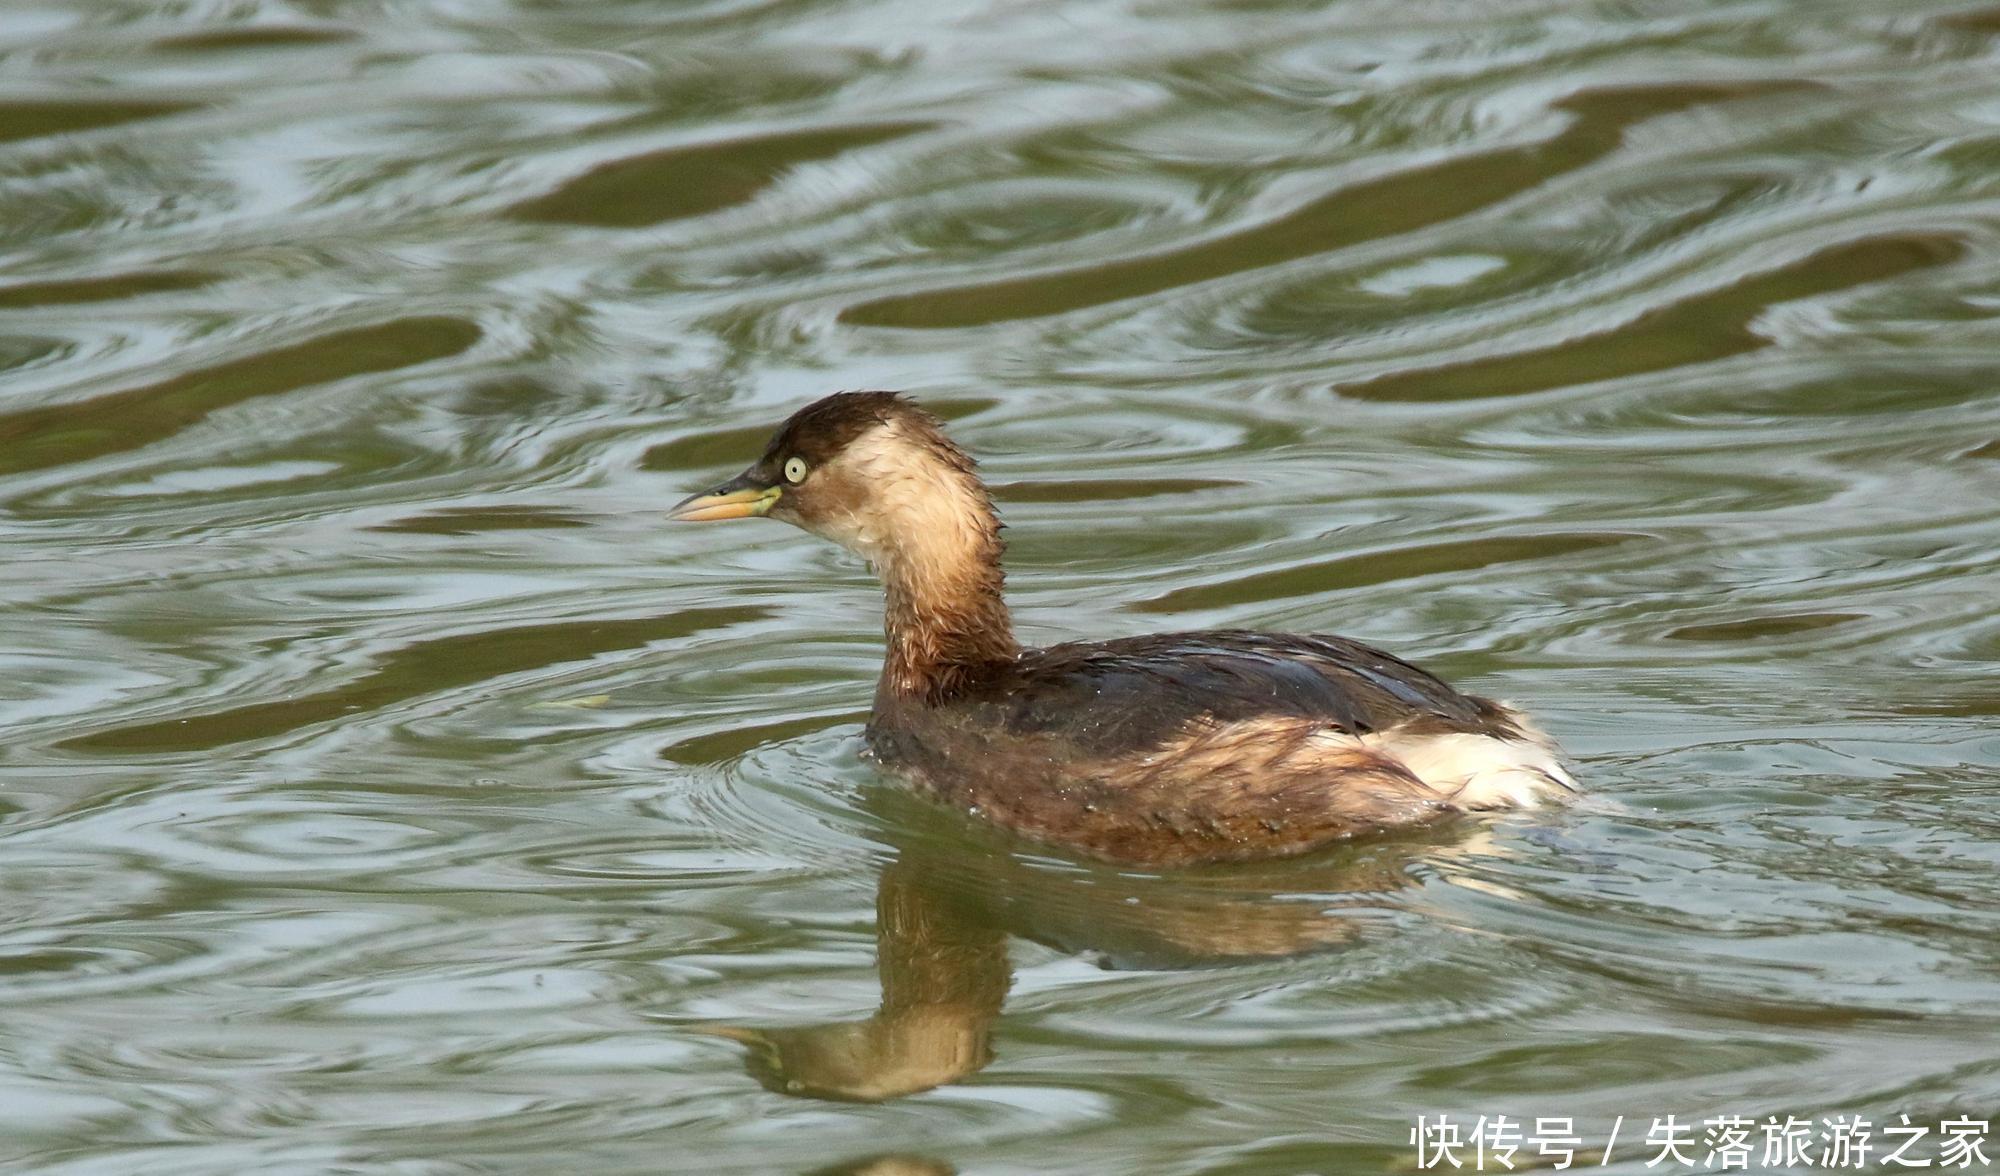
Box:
[668,473,781,522]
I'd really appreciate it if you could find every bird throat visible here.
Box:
[847,472,1009,706]
[829,420,1019,702]
[876,525,1016,702]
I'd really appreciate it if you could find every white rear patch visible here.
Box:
[1284,702,1574,810]
[1198,704,1577,813]
[1361,728,1577,809]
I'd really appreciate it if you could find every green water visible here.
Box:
[4,1,2000,1172]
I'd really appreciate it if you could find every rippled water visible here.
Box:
[5,1,2000,1172]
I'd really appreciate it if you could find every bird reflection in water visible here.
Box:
[700,793,1491,1105]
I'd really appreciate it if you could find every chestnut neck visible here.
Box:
[873,495,1017,703]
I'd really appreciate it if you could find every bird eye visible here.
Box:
[783,457,808,484]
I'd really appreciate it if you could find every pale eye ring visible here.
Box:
[783,456,808,484]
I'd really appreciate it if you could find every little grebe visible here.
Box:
[671,392,1575,867]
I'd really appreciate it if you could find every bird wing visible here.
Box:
[967,629,1516,756]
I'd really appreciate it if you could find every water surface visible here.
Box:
[4,1,2000,1172]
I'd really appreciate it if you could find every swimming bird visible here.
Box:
[670,392,1574,867]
